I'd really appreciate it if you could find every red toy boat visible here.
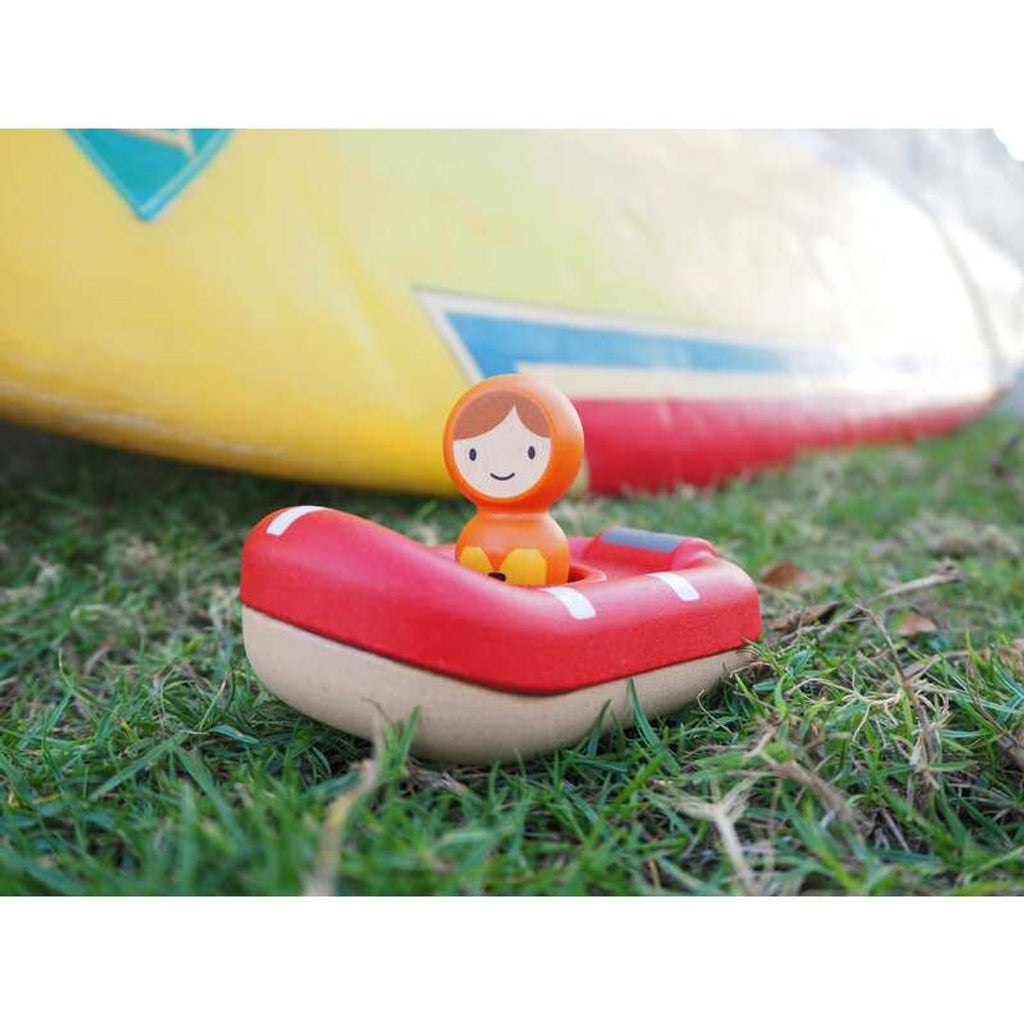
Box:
[240,506,762,762]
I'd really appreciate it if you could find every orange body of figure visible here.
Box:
[443,374,585,585]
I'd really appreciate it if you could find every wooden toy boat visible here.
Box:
[240,505,761,763]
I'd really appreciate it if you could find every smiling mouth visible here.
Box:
[489,471,515,481]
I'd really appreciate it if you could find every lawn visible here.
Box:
[1,416,1021,895]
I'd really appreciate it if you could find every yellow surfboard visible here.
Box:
[1,130,1020,494]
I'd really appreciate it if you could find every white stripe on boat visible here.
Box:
[648,571,700,601]
[266,505,326,536]
[543,586,596,620]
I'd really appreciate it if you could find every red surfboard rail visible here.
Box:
[577,394,998,492]
[240,507,762,695]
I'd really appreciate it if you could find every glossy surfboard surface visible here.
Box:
[1,129,1020,493]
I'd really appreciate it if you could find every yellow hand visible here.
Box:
[459,546,493,575]
[499,548,548,585]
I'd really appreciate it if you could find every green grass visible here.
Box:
[1,417,1022,895]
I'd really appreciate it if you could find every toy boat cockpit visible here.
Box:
[240,507,761,762]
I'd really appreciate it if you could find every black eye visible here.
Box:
[469,448,477,461]
[527,445,536,460]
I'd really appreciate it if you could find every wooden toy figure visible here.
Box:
[443,374,585,585]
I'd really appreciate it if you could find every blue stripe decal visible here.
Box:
[599,527,685,552]
[68,129,231,221]
[446,311,828,377]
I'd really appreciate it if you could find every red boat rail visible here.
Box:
[240,507,761,695]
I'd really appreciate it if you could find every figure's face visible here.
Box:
[452,407,552,500]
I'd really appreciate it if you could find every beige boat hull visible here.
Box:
[242,606,751,763]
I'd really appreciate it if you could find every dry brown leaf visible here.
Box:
[769,600,840,634]
[895,612,938,638]
[761,560,814,591]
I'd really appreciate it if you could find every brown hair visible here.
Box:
[452,389,550,439]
